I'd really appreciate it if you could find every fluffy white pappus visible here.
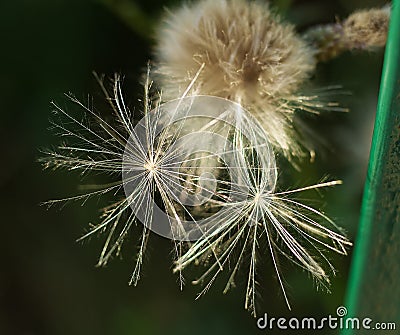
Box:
[39,72,201,288]
[154,0,317,159]
[174,129,351,315]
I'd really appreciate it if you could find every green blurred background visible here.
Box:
[0,0,387,334]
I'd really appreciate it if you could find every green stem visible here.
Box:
[341,1,400,334]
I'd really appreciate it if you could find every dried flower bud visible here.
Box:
[343,7,390,49]
[304,6,390,61]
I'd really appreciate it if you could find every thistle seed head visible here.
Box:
[154,0,316,157]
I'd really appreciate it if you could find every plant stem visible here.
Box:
[342,1,400,333]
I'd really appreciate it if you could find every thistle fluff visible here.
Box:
[154,0,317,158]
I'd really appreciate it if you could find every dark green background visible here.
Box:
[0,0,387,334]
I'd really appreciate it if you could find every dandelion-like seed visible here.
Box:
[40,70,212,287]
[174,116,351,315]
